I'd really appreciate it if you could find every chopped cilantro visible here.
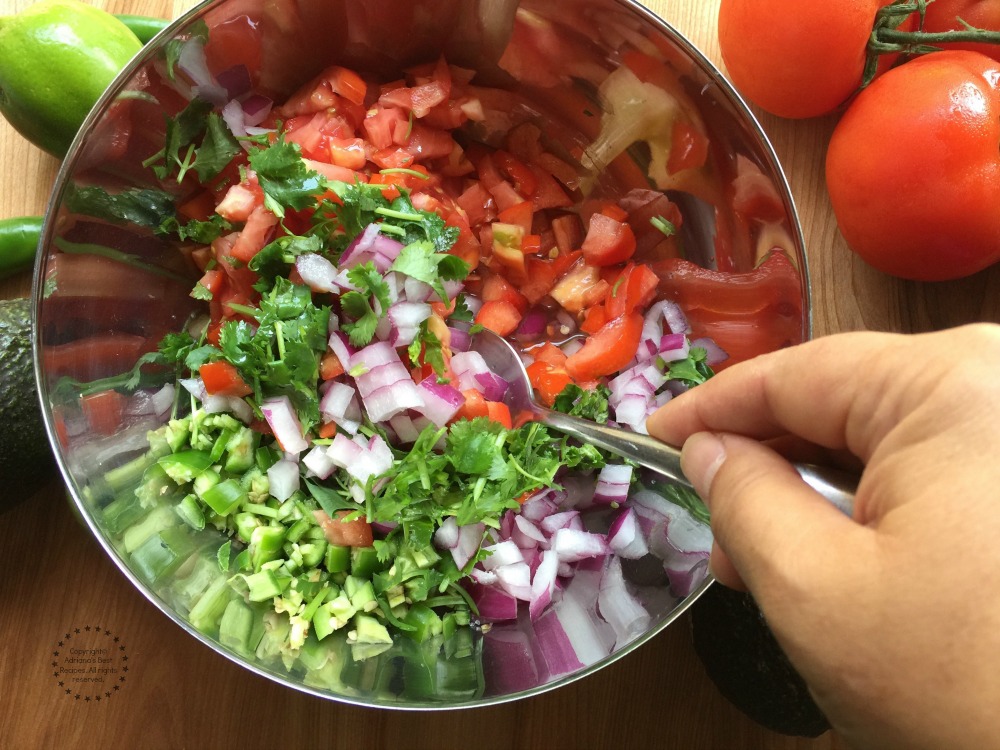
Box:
[64,185,176,230]
[665,346,713,386]
[552,383,612,423]
[339,262,392,347]
[390,240,469,302]
[158,214,232,244]
[194,112,241,181]
[248,134,325,218]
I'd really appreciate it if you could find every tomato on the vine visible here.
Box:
[922,0,1000,61]
[825,51,1000,281]
[717,0,913,119]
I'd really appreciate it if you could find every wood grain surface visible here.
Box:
[1,1,996,748]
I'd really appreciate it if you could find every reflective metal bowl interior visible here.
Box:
[34,0,808,707]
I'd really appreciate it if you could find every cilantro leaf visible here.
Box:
[153,98,213,181]
[249,233,325,288]
[552,383,612,423]
[665,346,713,386]
[407,321,447,377]
[390,240,469,302]
[64,185,176,229]
[339,262,391,347]
[158,214,232,243]
[194,112,241,181]
[448,294,474,323]
[248,135,325,218]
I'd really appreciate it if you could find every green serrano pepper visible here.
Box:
[0,216,42,280]
[114,14,170,45]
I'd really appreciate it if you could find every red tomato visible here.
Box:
[826,51,1000,281]
[81,390,127,436]
[315,510,374,547]
[922,0,1000,61]
[718,0,914,118]
[476,300,523,337]
[564,313,644,381]
[200,361,253,398]
[581,214,637,267]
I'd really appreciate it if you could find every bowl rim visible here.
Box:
[31,0,809,709]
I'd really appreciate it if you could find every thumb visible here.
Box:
[682,432,868,609]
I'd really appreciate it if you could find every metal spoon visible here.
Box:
[469,326,857,516]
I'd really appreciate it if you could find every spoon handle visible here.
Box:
[539,409,856,516]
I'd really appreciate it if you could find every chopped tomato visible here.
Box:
[580,304,608,334]
[42,334,150,381]
[315,510,374,547]
[551,214,583,252]
[196,268,225,297]
[363,106,408,150]
[320,351,345,381]
[456,182,496,226]
[667,119,710,174]
[452,388,488,422]
[200,360,253,398]
[565,313,644,381]
[491,222,527,282]
[531,342,568,367]
[482,273,528,313]
[529,164,573,210]
[605,263,659,318]
[80,389,127,436]
[526,360,573,406]
[204,14,263,83]
[581,213,637,266]
[178,191,216,222]
[230,205,279,263]
[497,201,534,236]
[215,182,262,223]
[486,401,513,429]
[476,299,522,337]
[493,151,537,196]
[549,262,603,313]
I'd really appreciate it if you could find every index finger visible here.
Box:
[646,329,915,462]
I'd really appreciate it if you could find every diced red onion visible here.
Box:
[551,528,610,563]
[531,601,585,676]
[414,378,464,426]
[296,253,341,293]
[613,393,653,434]
[388,301,432,347]
[350,343,425,421]
[267,458,300,501]
[639,300,691,362]
[561,338,584,357]
[520,491,560,522]
[216,64,252,98]
[452,522,485,570]
[529,549,560,620]
[542,588,614,669]
[664,553,710,597]
[474,371,509,402]
[221,99,247,137]
[691,336,729,366]
[433,516,459,550]
[241,94,273,126]
[597,556,651,646]
[469,582,519,622]
[539,510,583,536]
[495,561,532,600]
[319,382,360,434]
[327,331,355,372]
[402,276,433,302]
[451,350,491,392]
[447,326,471,352]
[339,224,381,269]
[592,463,633,505]
[483,626,544,694]
[303,445,337,480]
[631,489,713,554]
[372,520,398,534]
[515,515,547,546]
[388,413,421,444]
[515,309,546,338]
[481,540,524,571]
[261,396,309,454]
[177,38,228,104]
[659,333,690,363]
[469,568,498,586]
[607,507,649,559]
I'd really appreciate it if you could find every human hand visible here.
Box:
[646,324,1000,750]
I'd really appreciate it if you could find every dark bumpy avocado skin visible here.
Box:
[691,583,831,738]
[0,298,56,511]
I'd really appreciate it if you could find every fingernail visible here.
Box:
[681,432,727,501]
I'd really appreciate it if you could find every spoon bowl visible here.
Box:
[470,325,858,516]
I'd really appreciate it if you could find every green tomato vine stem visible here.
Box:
[862,0,1000,87]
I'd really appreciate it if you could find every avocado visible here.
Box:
[0,297,57,512]
[690,583,830,737]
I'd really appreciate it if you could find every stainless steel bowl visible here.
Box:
[33,0,808,708]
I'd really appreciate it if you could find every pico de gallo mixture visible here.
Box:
[47,16,805,694]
